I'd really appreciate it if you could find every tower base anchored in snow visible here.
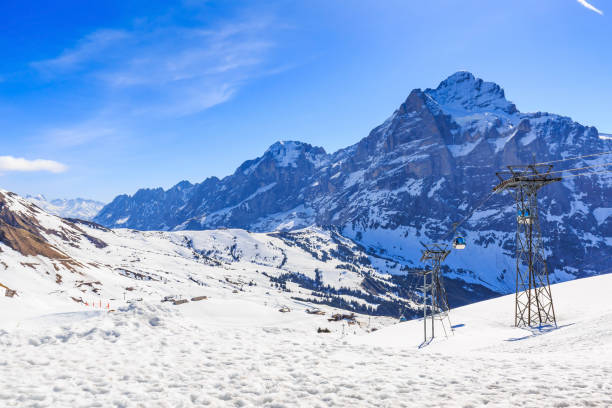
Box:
[494,164,559,328]
[419,243,453,343]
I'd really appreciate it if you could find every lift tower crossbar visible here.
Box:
[419,243,452,343]
[493,164,561,328]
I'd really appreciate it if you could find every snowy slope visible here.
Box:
[3,189,504,321]
[25,194,105,220]
[0,269,610,406]
[1,189,418,318]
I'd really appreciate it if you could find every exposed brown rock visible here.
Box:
[0,191,68,259]
[191,295,208,301]
[0,191,101,271]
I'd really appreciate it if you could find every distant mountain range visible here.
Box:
[25,194,105,221]
[94,72,611,294]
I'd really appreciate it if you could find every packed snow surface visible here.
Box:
[1,273,611,407]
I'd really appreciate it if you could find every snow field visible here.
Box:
[1,273,611,407]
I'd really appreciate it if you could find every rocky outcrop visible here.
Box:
[0,190,106,261]
[1,191,68,259]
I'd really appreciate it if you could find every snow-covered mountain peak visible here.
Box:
[263,140,328,168]
[599,132,612,140]
[24,194,105,221]
[425,71,518,115]
[27,193,47,201]
[239,141,329,176]
[171,180,194,191]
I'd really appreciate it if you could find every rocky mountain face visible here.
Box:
[25,195,105,221]
[95,141,328,231]
[95,72,611,294]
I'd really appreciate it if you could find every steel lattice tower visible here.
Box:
[493,164,561,327]
[419,243,452,342]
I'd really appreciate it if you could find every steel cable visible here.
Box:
[541,162,612,176]
[561,169,612,179]
[441,190,497,241]
[533,150,612,165]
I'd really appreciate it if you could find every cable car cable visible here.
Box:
[542,162,612,176]
[441,190,497,242]
[497,162,612,177]
[561,169,612,179]
[533,150,612,166]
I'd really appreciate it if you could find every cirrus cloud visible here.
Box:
[0,156,67,173]
[31,17,281,117]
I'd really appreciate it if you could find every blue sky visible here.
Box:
[0,0,609,202]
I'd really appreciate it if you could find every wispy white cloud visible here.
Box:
[577,0,603,15]
[0,156,67,173]
[42,119,118,147]
[31,30,130,75]
[31,17,280,117]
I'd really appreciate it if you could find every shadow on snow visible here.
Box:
[505,323,575,342]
